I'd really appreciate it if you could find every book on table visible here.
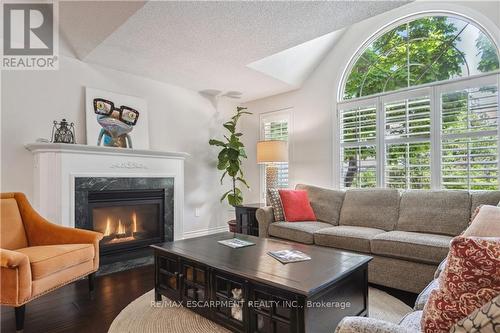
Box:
[267,249,311,264]
[218,238,255,248]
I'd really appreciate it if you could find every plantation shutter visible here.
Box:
[383,96,432,189]
[263,118,289,188]
[441,85,499,190]
[340,104,377,188]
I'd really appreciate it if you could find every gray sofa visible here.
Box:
[256,185,500,293]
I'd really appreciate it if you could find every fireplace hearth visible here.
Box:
[75,177,174,265]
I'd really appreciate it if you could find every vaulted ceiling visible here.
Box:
[60,1,412,102]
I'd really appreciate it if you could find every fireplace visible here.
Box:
[74,177,175,265]
[88,190,164,257]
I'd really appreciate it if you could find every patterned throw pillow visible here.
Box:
[450,294,500,333]
[421,237,500,333]
[267,188,284,221]
[463,205,500,237]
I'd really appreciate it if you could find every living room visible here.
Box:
[1,0,499,332]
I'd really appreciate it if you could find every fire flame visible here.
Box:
[104,217,112,237]
[117,219,125,235]
[132,211,137,233]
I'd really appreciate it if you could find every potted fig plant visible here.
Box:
[209,107,251,232]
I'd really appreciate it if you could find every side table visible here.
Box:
[234,203,265,236]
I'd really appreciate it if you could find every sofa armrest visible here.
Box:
[434,258,447,279]
[335,317,415,333]
[256,206,274,238]
[1,249,32,305]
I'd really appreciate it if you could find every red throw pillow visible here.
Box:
[278,190,316,222]
[421,236,500,333]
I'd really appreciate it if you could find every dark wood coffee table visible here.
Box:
[152,232,372,333]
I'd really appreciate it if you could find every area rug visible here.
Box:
[108,287,412,333]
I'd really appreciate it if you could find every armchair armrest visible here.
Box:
[1,249,29,269]
[14,193,103,246]
[335,317,415,333]
[1,249,32,306]
[256,206,274,238]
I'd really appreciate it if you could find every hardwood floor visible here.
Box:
[0,265,154,333]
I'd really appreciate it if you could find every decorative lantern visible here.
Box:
[51,119,76,144]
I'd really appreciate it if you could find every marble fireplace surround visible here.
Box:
[25,143,188,241]
[74,177,174,243]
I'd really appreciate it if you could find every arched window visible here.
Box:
[343,16,499,100]
[338,14,500,190]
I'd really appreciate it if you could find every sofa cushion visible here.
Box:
[314,226,385,253]
[397,190,470,236]
[16,244,94,280]
[415,278,439,310]
[1,198,28,250]
[339,189,399,231]
[295,184,345,225]
[470,191,500,217]
[371,231,451,264]
[268,222,331,244]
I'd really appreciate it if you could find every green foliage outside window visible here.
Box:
[344,16,499,99]
[341,16,500,190]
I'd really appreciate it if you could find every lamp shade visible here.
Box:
[257,140,288,164]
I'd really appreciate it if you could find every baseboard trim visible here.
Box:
[183,225,228,239]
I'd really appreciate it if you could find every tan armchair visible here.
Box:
[0,192,103,331]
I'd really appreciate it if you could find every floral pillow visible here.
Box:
[421,236,500,333]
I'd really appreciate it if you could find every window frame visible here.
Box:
[259,108,292,201]
[336,72,500,190]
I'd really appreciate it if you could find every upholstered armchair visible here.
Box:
[0,192,103,331]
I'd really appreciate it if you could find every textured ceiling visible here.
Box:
[62,1,412,102]
[59,1,146,59]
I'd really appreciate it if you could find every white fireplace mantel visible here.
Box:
[25,143,188,241]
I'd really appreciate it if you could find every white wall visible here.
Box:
[1,56,238,236]
[240,1,500,203]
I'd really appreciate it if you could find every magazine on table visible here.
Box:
[218,238,255,248]
[267,249,311,264]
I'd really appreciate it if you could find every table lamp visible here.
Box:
[257,140,289,195]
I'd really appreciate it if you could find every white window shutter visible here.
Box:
[441,85,499,190]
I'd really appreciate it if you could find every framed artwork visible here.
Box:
[85,87,149,149]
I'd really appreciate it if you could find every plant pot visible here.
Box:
[227,219,237,232]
